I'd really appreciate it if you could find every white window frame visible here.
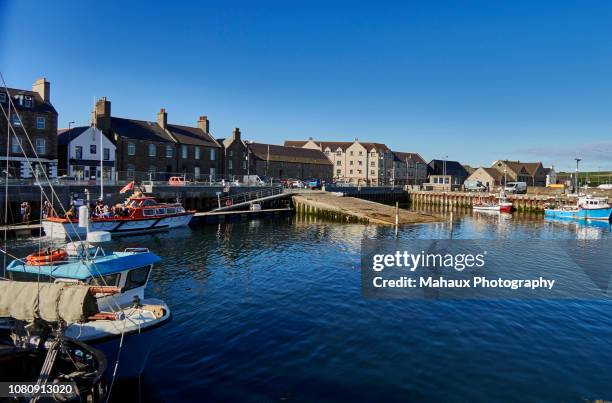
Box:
[148,144,156,157]
[128,142,136,156]
[24,96,32,108]
[103,148,110,161]
[35,138,46,155]
[194,166,200,180]
[181,145,188,159]
[36,116,45,129]
[194,146,200,160]
[210,148,216,161]
[75,146,83,159]
[11,114,21,127]
[11,136,22,154]
[166,145,173,158]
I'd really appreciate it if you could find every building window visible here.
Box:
[166,145,173,158]
[359,151,363,156]
[148,144,156,157]
[194,166,200,180]
[0,92,5,103]
[210,149,216,161]
[181,145,188,159]
[336,151,342,156]
[336,169,342,175]
[90,145,97,155]
[75,146,83,159]
[127,164,135,179]
[209,167,216,179]
[35,139,46,155]
[195,146,200,160]
[358,160,362,166]
[349,170,354,174]
[350,160,354,165]
[357,169,362,174]
[128,142,135,156]
[242,160,246,170]
[11,114,21,127]
[228,150,233,157]
[336,161,341,166]
[228,160,233,170]
[148,165,156,178]
[371,170,375,175]
[24,96,32,108]
[36,116,45,129]
[103,148,110,161]
[325,151,330,156]
[370,161,375,167]
[11,136,22,154]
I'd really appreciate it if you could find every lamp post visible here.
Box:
[574,158,581,193]
[67,121,75,176]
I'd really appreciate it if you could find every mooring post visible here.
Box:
[395,201,399,237]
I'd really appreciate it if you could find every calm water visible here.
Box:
[8,209,612,402]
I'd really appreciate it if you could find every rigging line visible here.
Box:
[3,92,9,278]
[0,74,84,244]
[104,313,129,403]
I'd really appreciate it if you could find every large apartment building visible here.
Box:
[284,139,394,185]
[0,78,58,178]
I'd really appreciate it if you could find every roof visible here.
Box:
[248,143,332,165]
[480,167,503,180]
[57,126,90,145]
[360,142,390,152]
[318,141,353,151]
[2,87,57,115]
[392,151,426,164]
[494,160,543,176]
[7,251,161,280]
[109,117,175,143]
[166,124,220,148]
[428,159,470,178]
[284,140,310,147]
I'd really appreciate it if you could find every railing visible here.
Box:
[215,186,285,210]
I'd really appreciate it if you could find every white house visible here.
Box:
[57,126,116,181]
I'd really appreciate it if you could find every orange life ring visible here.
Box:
[225,199,233,207]
[26,249,68,266]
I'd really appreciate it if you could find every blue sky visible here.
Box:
[2,0,612,171]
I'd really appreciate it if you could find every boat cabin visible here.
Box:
[125,197,187,217]
[5,247,160,309]
[578,196,610,210]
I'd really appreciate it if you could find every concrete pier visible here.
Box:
[292,193,441,225]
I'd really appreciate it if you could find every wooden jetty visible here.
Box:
[292,193,442,225]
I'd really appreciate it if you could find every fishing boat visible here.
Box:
[42,195,195,239]
[3,243,172,381]
[544,195,612,221]
[472,194,513,213]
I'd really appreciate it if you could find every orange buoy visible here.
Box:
[26,249,69,266]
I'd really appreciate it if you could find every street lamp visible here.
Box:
[575,158,581,193]
[67,121,75,176]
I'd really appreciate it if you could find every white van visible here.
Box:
[504,182,527,194]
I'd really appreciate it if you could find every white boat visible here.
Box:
[3,244,171,380]
[472,194,513,213]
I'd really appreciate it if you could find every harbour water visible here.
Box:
[6,209,612,401]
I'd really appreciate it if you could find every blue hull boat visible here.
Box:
[544,196,612,221]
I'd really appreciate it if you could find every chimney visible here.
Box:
[308,136,313,140]
[32,78,50,102]
[197,116,209,133]
[232,127,241,141]
[93,97,111,131]
[157,108,167,129]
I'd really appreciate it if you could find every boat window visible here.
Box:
[178,207,185,213]
[8,271,54,283]
[156,208,166,215]
[143,199,157,206]
[89,273,121,287]
[123,266,151,291]
[166,207,176,214]
[143,208,156,217]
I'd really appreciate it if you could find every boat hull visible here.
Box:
[42,213,194,239]
[544,207,612,221]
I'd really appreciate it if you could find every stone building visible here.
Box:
[93,98,221,181]
[218,128,249,180]
[284,139,394,185]
[0,78,58,178]
[391,151,428,185]
[466,167,504,189]
[247,142,332,181]
[491,160,547,187]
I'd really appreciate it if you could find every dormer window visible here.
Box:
[24,96,32,108]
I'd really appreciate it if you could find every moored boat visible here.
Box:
[3,244,172,381]
[544,196,612,221]
[42,196,195,239]
[472,194,513,213]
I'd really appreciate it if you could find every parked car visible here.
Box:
[464,180,487,192]
[504,182,527,194]
[168,176,188,186]
[242,175,266,186]
[304,178,322,189]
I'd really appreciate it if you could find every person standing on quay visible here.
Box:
[20,202,31,224]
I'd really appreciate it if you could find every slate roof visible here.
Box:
[249,143,332,165]
[481,167,503,181]
[360,142,390,152]
[392,151,426,164]
[166,123,220,147]
[109,117,175,143]
[495,160,543,177]
[2,87,57,114]
[57,126,89,145]
[428,159,470,178]
[284,140,310,147]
